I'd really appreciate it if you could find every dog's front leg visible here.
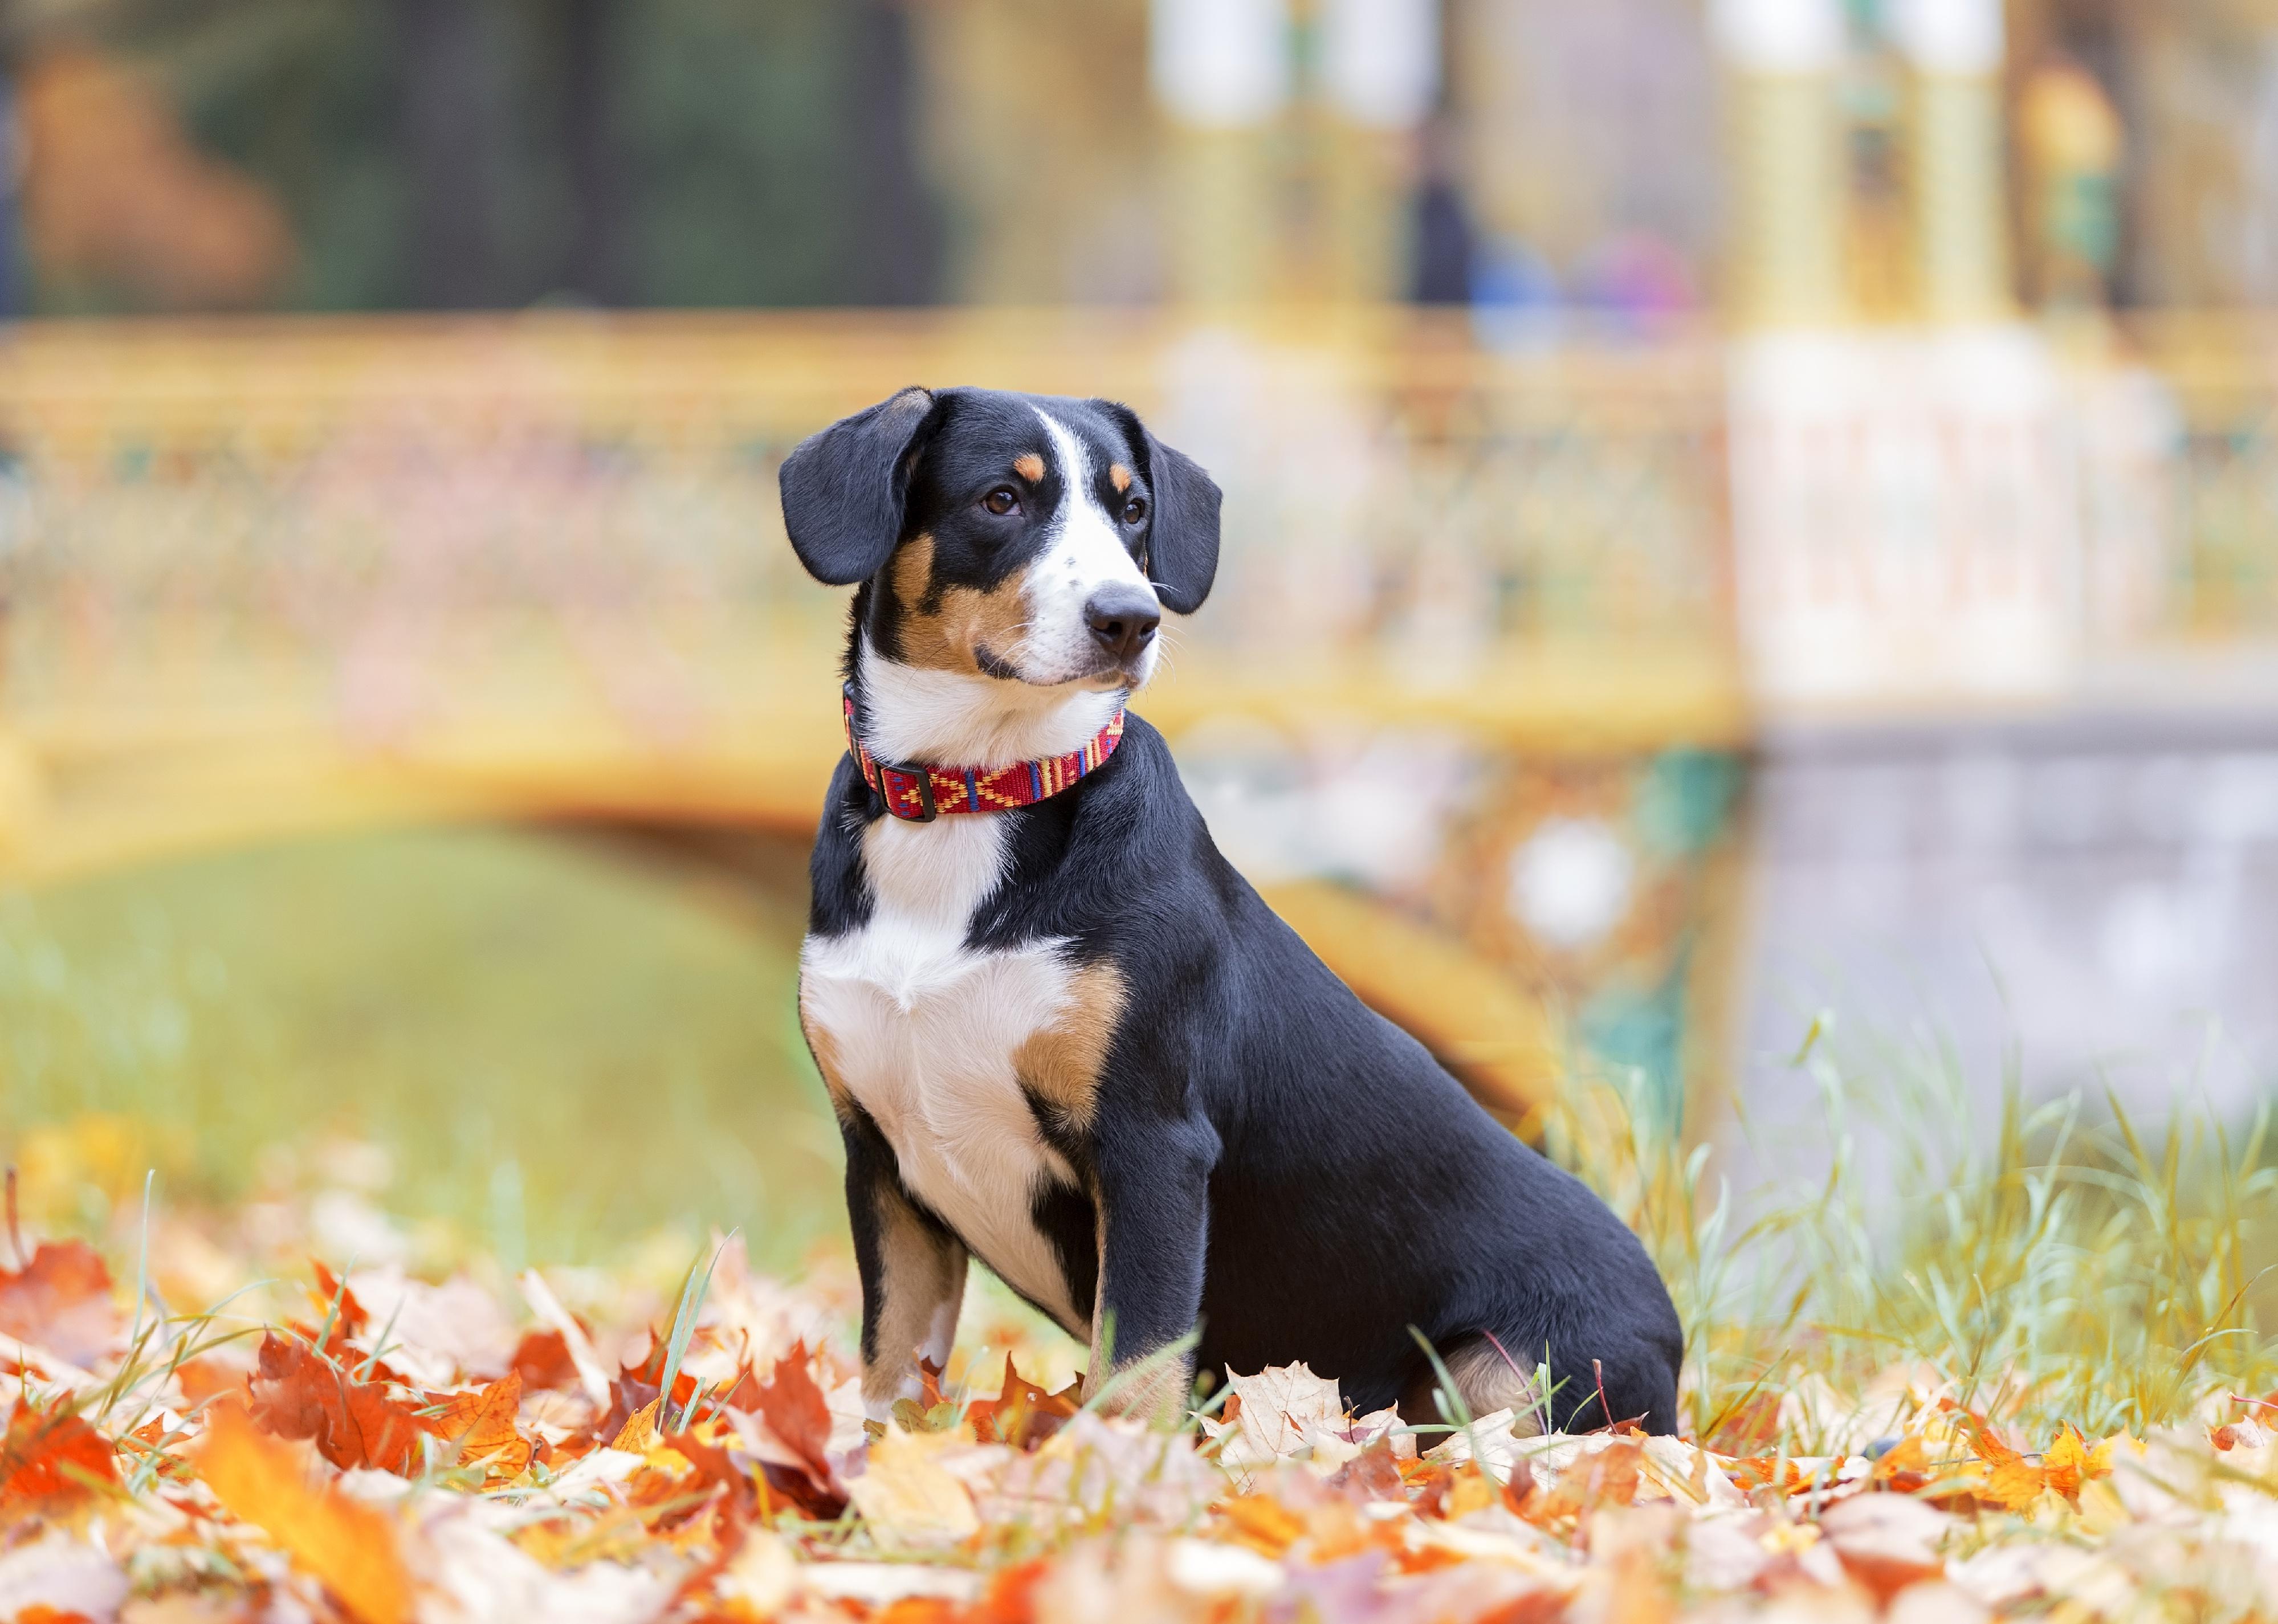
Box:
[1085,1111,1219,1422]
[842,1109,967,1424]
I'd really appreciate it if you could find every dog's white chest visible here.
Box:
[798,816,1087,1328]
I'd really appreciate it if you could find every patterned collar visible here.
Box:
[841,685,1126,823]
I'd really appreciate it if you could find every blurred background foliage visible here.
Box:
[15,0,937,312]
[3,0,2278,1270]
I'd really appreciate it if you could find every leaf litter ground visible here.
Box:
[6,1053,2278,1623]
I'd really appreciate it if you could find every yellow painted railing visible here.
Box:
[0,309,1745,883]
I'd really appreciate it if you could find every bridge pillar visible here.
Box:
[1893,0,2012,323]
[1714,0,1849,329]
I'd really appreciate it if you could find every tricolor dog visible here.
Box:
[783,386,1684,1433]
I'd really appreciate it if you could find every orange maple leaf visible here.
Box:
[306,1261,370,1352]
[754,1340,835,1482]
[195,1403,413,1624]
[1,1394,119,1513]
[246,1330,431,1475]
[0,1241,123,1367]
[422,1372,530,1479]
[965,1355,1081,1451]
[1969,1422,2047,1511]
[2041,1425,2113,1500]
[736,1340,847,1520]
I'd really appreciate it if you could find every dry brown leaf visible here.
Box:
[194,1404,413,1624]
[846,1426,981,1546]
[1821,1493,1950,1599]
[0,1242,123,1368]
[246,1331,430,1475]
[1221,1364,1343,1463]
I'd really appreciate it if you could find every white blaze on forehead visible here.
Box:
[1023,407,1159,683]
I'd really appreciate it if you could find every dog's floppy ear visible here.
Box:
[1106,404,1221,615]
[779,387,942,585]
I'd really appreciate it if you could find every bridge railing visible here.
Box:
[1,309,2273,1125]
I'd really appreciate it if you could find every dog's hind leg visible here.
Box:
[1400,1335,1547,1439]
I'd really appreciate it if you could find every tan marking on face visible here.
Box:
[1013,452,1046,483]
[1013,960,1126,1134]
[1109,463,1132,493]
[890,531,1032,676]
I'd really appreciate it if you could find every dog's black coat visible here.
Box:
[786,387,1684,1433]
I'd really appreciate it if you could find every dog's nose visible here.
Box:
[1084,586,1161,663]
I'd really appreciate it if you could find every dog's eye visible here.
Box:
[982,486,1020,517]
[1122,496,1147,525]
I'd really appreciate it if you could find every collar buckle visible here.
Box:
[883,765,938,823]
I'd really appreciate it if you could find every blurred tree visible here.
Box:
[560,0,629,304]
[15,43,295,309]
[17,0,942,311]
[396,0,509,307]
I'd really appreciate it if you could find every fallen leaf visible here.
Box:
[1,1396,118,1513]
[1545,1438,1643,1516]
[611,1397,662,1454]
[753,1340,834,1484]
[1220,1492,1306,1555]
[715,1528,798,1616]
[2041,1425,2111,1500]
[246,1330,431,1475]
[1327,1437,1408,1501]
[1222,1364,1343,1464]
[0,1243,123,1368]
[1968,1422,2047,1512]
[423,1372,531,1479]
[308,1260,370,1353]
[1821,1493,1950,1599]
[1705,1390,1782,1455]
[966,1356,1081,1451]
[510,1328,580,1392]
[173,1357,244,1408]
[194,1403,413,1624]
[1872,1435,1929,1491]
[846,1425,981,1547]
[0,1533,128,1622]
[1445,1463,1499,1519]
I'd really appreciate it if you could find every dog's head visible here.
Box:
[780,387,1220,692]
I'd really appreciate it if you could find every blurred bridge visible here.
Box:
[0,311,1748,1120]
[2,310,2273,1124]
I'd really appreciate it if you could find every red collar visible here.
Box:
[842,687,1126,823]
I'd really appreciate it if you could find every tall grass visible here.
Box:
[1548,1023,2278,1447]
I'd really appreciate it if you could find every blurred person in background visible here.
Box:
[2020,49,2125,309]
[1409,113,1476,304]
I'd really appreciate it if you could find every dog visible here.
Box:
[781,386,1684,1434]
